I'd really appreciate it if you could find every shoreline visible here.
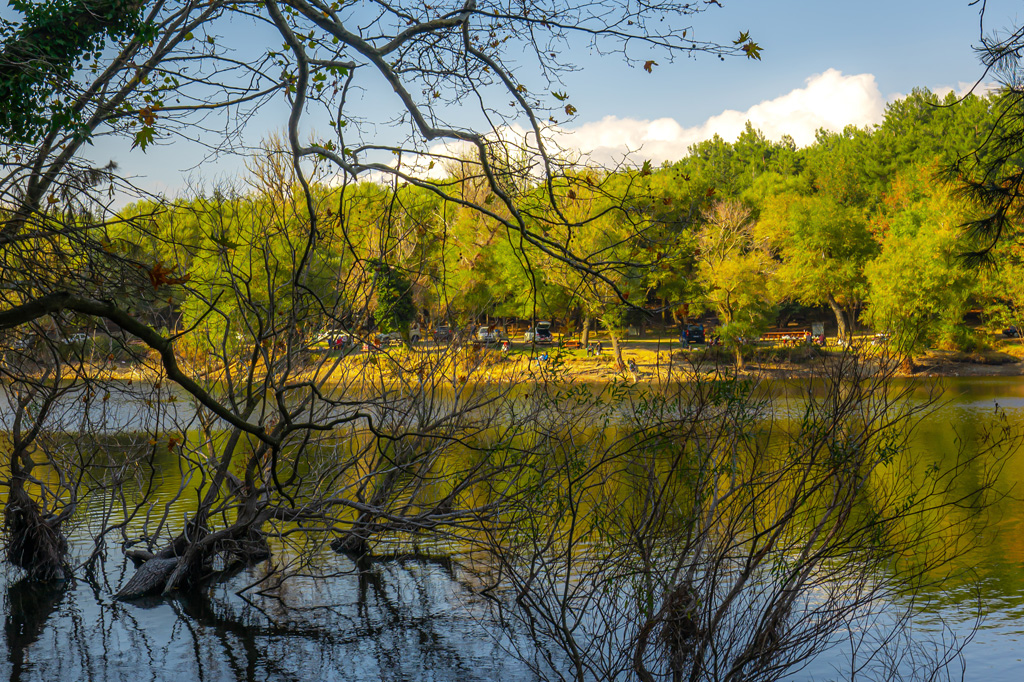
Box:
[8,345,1022,387]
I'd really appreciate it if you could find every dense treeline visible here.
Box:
[111,88,1019,365]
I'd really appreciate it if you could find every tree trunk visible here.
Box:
[734,343,744,370]
[581,316,591,347]
[332,439,424,557]
[843,303,858,340]
[611,335,626,372]
[4,394,70,582]
[115,427,276,597]
[115,557,179,599]
[4,482,68,581]
[117,520,273,599]
[827,294,850,346]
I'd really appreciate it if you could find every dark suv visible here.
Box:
[682,324,705,345]
[432,325,454,342]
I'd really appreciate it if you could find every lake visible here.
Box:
[0,375,1021,681]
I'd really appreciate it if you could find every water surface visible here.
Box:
[0,376,1022,681]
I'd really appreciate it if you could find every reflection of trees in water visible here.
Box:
[0,556,533,682]
[3,578,68,682]
[469,358,1020,682]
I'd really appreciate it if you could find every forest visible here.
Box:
[106,87,1022,372]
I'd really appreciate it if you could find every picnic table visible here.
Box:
[759,330,812,346]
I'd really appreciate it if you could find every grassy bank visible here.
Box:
[9,333,1023,388]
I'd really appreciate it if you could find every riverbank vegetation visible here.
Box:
[2,2,1022,680]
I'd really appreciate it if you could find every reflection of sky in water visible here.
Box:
[4,558,1015,681]
[0,553,539,682]
[0,381,193,433]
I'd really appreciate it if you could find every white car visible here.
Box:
[475,326,508,344]
[377,323,421,346]
[523,322,553,344]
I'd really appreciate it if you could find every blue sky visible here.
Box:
[3,0,1017,194]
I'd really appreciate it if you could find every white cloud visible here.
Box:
[350,70,884,181]
[926,80,1001,101]
[553,69,887,166]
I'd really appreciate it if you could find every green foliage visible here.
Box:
[695,200,777,365]
[0,0,148,143]
[864,164,978,353]
[758,182,876,341]
[132,124,155,151]
[371,260,416,335]
[949,88,1024,259]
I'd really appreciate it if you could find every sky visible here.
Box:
[549,0,1015,166]
[4,0,1020,194]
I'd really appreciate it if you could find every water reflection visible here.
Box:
[3,579,67,682]
[0,377,1023,680]
[0,555,536,681]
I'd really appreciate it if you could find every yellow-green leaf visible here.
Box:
[132,126,156,151]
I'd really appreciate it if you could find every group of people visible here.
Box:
[802,331,827,346]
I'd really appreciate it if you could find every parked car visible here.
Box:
[681,324,705,345]
[377,323,422,346]
[432,325,454,342]
[1003,325,1020,338]
[475,326,508,344]
[523,322,553,344]
[390,324,422,344]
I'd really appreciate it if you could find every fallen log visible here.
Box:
[115,557,178,600]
